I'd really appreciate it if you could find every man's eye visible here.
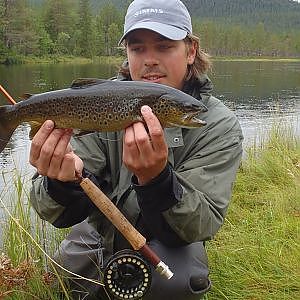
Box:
[159,44,172,50]
[130,46,143,52]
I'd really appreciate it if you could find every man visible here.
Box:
[29,0,243,299]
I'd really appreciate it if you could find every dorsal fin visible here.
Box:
[71,78,108,89]
[21,93,34,100]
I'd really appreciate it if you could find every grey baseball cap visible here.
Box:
[119,0,192,45]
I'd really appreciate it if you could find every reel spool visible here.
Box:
[104,249,152,300]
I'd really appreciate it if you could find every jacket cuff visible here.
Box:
[43,169,98,228]
[132,164,183,213]
[43,168,95,207]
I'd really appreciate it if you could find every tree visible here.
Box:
[44,0,76,42]
[77,0,95,57]
[0,0,38,55]
[97,3,122,55]
[107,23,122,55]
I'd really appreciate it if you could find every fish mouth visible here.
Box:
[184,111,207,126]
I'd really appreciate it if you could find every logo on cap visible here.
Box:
[134,8,164,17]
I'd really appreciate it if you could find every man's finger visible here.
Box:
[123,125,140,166]
[58,153,77,182]
[47,129,73,177]
[30,120,54,163]
[141,105,165,152]
[132,121,153,156]
[36,128,66,173]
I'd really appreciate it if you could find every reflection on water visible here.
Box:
[212,60,300,145]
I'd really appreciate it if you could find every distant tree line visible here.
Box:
[0,0,124,62]
[0,0,299,64]
[182,0,300,32]
[195,21,300,57]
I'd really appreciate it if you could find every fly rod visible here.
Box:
[0,84,17,104]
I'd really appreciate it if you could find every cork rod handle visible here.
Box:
[80,177,146,250]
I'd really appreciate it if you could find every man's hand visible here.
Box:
[29,120,83,182]
[123,105,168,185]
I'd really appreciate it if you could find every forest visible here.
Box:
[1,0,300,63]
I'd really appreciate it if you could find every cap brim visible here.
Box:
[118,21,188,45]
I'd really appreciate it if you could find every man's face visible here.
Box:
[126,29,196,90]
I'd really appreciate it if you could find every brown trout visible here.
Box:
[0,78,207,153]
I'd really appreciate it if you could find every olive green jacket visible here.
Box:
[30,75,243,253]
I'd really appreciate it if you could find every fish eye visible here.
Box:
[184,103,200,111]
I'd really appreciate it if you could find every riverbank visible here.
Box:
[1,55,300,65]
[213,57,300,62]
[0,123,299,299]
[0,55,125,65]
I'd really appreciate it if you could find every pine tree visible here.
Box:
[1,0,38,55]
[77,0,94,57]
[44,0,76,42]
[97,3,122,55]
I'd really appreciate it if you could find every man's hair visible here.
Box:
[118,33,212,82]
[184,34,212,81]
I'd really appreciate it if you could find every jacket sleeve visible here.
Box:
[29,133,108,227]
[165,107,243,242]
[167,132,243,242]
[134,98,243,244]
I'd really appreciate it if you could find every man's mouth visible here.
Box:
[142,74,165,82]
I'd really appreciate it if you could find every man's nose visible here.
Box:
[144,51,159,66]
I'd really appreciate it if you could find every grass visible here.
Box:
[0,123,299,299]
[0,172,70,299]
[205,123,300,299]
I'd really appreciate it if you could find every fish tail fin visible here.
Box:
[0,105,18,153]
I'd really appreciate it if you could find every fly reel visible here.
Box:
[104,249,152,300]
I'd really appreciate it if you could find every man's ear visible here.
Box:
[187,41,197,65]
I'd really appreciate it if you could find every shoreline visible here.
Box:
[1,55,300,65]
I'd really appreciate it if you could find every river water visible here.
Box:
[0,60,299,243]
